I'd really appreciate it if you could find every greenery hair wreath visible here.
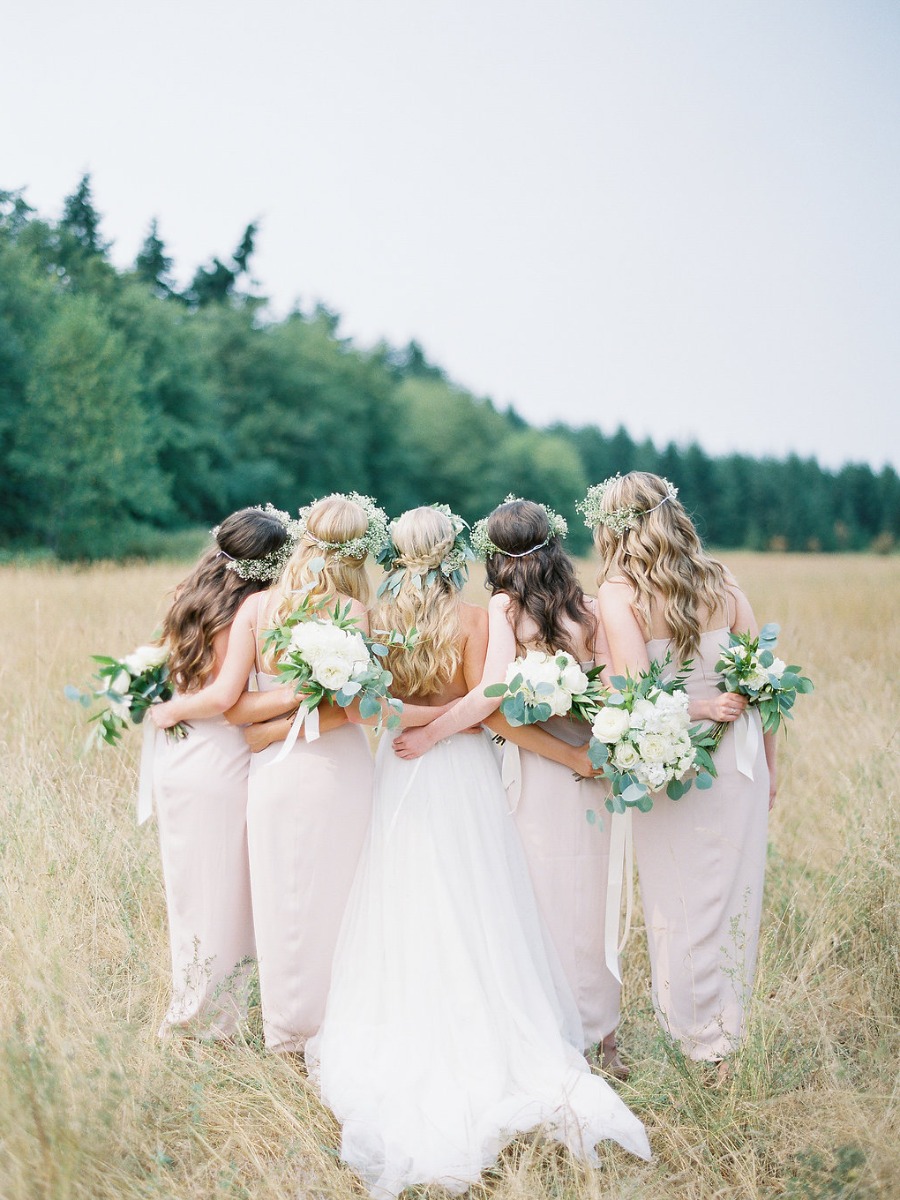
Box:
[296,492,389,561]
[375,504,475,598]
[212,503,301,583]
[469,494,568,560]
[577,475,679,537]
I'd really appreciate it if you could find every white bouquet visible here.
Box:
[66,644,189,746]
[263,596,409,734]
[588,658,716,812]
[484,649,604,726]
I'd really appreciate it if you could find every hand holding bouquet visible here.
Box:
[711,623,813,753]
[484,649,605,726]
[67,644,189,746]
[588,657,716,812]
[263,594,411,736]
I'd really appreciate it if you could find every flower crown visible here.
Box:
[212,503,301,583]
[297,492,389,561]
[375,505,475,598]
[577,475,679,537]
[470,495,568,560]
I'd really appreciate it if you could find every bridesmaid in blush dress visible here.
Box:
[395,498,627,1076]
[584,471,776,1065]
[153,505,296,1039]
[152,494,385,1054]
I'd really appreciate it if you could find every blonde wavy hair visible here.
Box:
[265,496,371,666]
[592,472,730,662]
[373,507,462,698]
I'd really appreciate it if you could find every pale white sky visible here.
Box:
[2,0,898,469]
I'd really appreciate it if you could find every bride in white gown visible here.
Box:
[306,507,650,1198]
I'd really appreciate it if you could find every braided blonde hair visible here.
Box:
[591,472,729,662]
[264,496,371,667]
[373,507,461,697]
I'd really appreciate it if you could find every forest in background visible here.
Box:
[1,176,897,561]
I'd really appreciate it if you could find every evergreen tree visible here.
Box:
[186,222,258,307]
[60,173,106,255]
[10,296,172,558]
[134,218,174,298]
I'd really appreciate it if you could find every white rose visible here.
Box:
[547,686,572,717]
[559,660,590,696]
[123,644,167,674]
[768,657,786,679]
[637,732,672,764]
[592,706,630,742]
[312,655,355,690]
[746,668,772,691]
[629,698,656,731]
[613,740,641,770]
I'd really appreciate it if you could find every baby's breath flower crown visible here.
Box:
[212,503,301,583]
[375,505,475,598]
[470,495,568,560]
[297,492,389,561]
[577,475,679,538]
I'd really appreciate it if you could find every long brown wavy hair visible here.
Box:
[485,500,595,656]
[591,471,730,661]
[162,508,290,692]
[373,507,462,697]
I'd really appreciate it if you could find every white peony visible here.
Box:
[124,644,167,674]
[516,651,560,688]
[592,705,631,742]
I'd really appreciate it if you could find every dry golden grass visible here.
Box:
[0,553,897,1199]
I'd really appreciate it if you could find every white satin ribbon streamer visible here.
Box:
[604,808,634,983]
[137,720,157,825]
[501,742,522,812]
[733,709,759,780]
[268,702,321,766]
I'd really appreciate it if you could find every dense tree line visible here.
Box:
[1,178,897,561]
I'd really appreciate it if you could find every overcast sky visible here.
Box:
[2,0,897,470]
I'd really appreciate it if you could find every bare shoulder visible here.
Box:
[459,601,489,634]
[598,578,634,609]
[236,590,265,623]
[487,590,512,614]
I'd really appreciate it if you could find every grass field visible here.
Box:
[0,554,897,1200]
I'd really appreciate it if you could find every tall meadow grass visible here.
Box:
[0,554,896,1198]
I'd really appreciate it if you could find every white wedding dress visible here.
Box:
[306,731,651,1197]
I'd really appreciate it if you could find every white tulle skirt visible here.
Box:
[307,732,650,1198]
